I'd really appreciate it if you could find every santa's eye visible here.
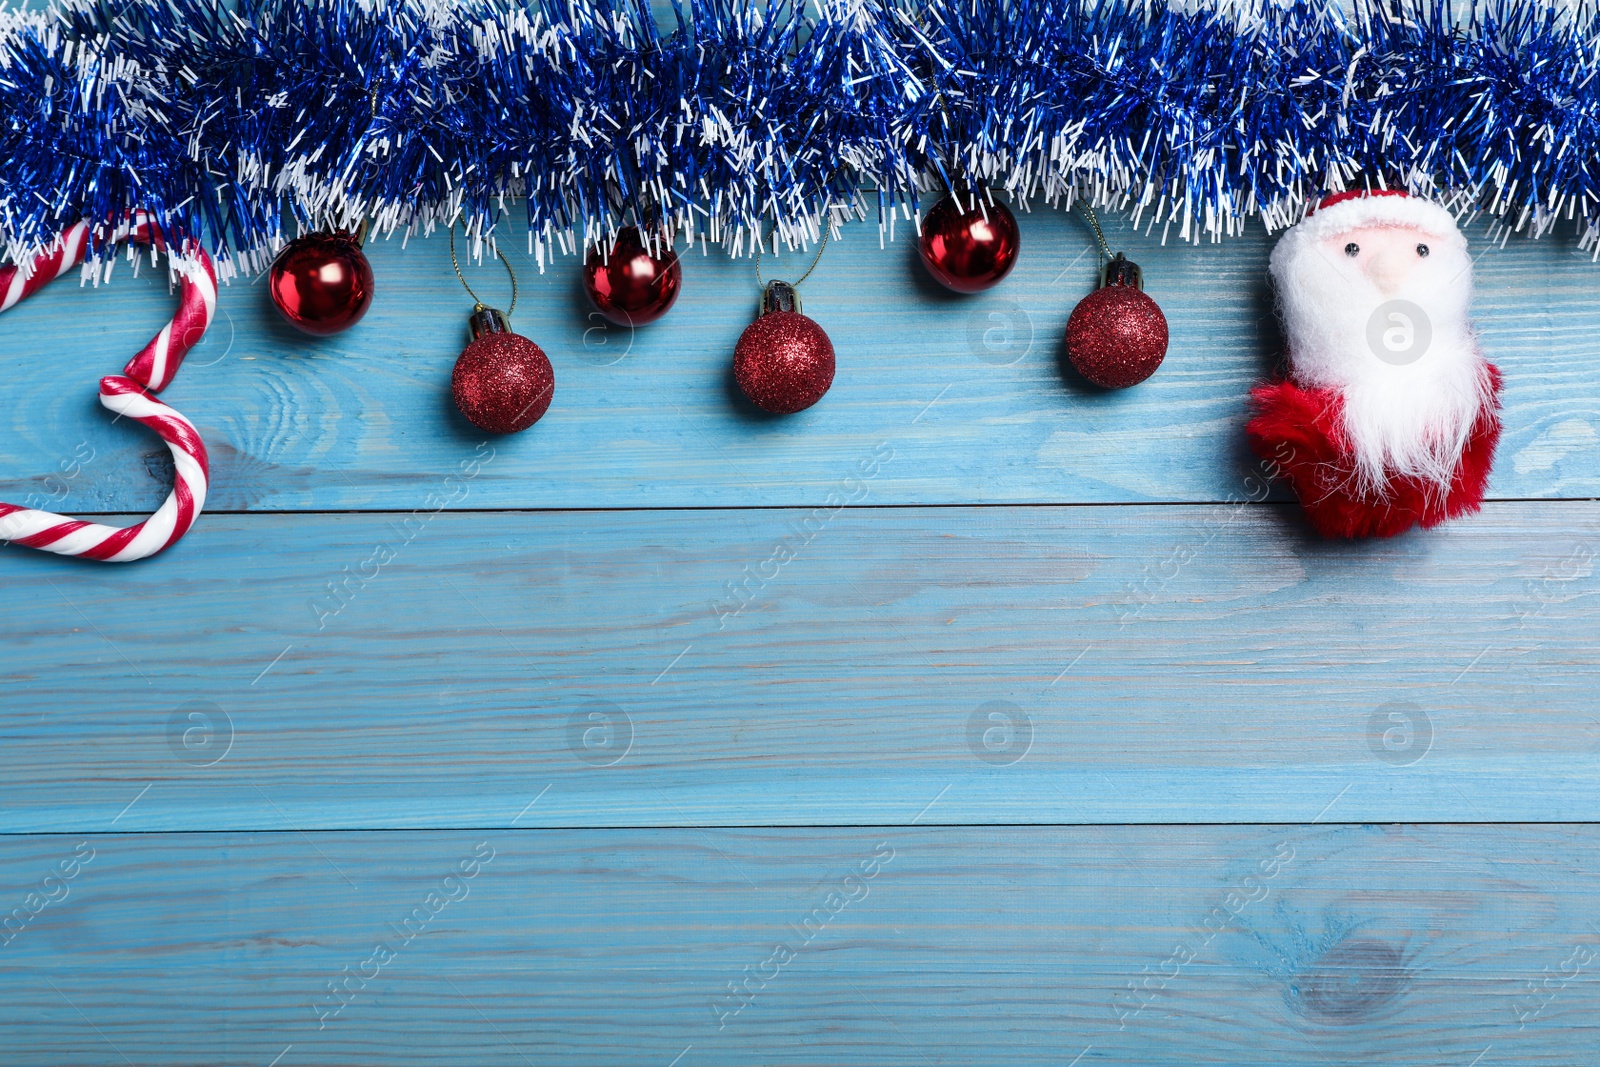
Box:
[1344,242,1360,257]
[1416,243,1430,257]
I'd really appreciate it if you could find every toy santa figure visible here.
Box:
[1247,189,1503,539]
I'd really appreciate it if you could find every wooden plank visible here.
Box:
[2,210,1598,512]
[3,503,1596,831]
[0,825,1594,1066]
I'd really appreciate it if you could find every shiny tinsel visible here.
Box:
[6,0,1600,280]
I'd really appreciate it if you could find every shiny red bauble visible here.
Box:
[918,193,1020,293]
[451,309,554,434]
[268,231,375,336]
[734,283,834,414]
[1065,255,1168,389]
[583,226,681,327]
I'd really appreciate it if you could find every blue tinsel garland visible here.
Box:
[4,0,1600,277]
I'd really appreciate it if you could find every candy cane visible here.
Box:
[0,216,216,562]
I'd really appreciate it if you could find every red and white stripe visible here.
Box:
[0,378,209,560]
[0,218,214,562]
[117,213,220,391]
[1,215,218,391]
[0,221,89,311]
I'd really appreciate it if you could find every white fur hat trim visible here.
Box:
[1292,192,1463,242]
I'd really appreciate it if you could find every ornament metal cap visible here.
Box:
[468,306,511,340]
[1100,252,1144,291]
[760,279,801,316]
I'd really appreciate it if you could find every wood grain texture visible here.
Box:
[0,825,1594,1066]
[4,503,1596,831]
[5,187,1598,1064]
[2,209,1598,513]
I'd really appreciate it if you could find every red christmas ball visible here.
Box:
[269,231,374,336]
[452,327,554,434]
[1065,257,1168,389]
[734,310,835,414]
[583,226,682,327]
[918,194,1020,293]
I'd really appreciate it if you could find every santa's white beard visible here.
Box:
[1271,253,1492,501]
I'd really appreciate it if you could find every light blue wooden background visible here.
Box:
[3,205,1598,1064]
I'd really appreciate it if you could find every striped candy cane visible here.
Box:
[0,217,216,562]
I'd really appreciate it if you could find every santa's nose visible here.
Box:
[1363,247,1414,295]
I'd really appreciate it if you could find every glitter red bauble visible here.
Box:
[918,194,1020,293]
[734,311,835,414]
[1065,283,1169,389]
[452,331,555,434]
[583,226,682,327]
[268,231,374,336]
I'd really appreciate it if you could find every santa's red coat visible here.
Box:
[1246,366,1503,539]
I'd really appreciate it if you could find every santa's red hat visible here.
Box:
[1294,188,1461,241]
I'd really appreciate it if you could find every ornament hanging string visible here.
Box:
[449,228,518,317]
[1074,200,1113,276]
[755,225,829,290]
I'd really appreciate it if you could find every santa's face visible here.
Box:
[1269,203,1490,496]
[1273,220,1474,384]
[1324,224,1451,296]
